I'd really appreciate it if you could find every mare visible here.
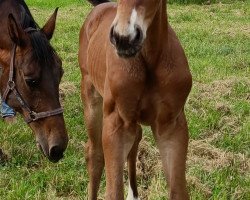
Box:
[0,0,68,162]
[79,0,192,199]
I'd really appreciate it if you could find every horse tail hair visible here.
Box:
[87,0,110,6]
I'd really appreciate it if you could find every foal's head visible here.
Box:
[110,0,162,58]
[5,9,68,162]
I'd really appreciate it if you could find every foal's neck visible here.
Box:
[142,1,168,67]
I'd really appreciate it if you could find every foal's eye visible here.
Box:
[25,79,39,88]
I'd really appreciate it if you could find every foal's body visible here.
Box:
[79,1,192,199]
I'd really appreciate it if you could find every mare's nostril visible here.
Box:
[49,145,64,162]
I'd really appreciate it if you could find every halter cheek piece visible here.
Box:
[2,27,63,124]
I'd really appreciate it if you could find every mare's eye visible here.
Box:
[25,79,39,88]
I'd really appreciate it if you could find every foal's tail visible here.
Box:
[87,0,110,6]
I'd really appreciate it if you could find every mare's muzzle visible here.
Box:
[36,129,68,163]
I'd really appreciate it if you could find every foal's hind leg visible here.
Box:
[81,76,104,200]
[152,111,189,200]
[126,125,142,200]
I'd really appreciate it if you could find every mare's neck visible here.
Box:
[141,0,168,67]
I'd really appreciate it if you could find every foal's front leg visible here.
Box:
[102,111,137,200]
[153,111,189,200]
[127,125,142,200]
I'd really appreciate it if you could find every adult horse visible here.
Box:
[79,0,192,199]
[0,0,68,163]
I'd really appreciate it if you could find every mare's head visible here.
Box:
[5,9,68,162]
[110,0,162,58]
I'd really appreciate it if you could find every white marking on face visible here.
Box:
[126,183,140,200]
[114,8,138,39]
[112,7,149,42]
[127,9,138,38]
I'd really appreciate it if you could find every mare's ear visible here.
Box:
[8,14,27,47]
[41,8,58,40]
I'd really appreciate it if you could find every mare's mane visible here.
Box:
[18,0,55,66]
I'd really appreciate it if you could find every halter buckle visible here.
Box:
[8,81,15,90]
[29,111,38,121]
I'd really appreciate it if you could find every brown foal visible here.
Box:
[79,0,192,199]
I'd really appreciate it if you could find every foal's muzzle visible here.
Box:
[110,25,143,58]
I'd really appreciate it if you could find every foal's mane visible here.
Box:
[18,1,56,66]
[87,0,110,6]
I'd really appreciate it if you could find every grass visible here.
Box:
[1,0,250,199]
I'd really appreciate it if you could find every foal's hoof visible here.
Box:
[0,149,8,165]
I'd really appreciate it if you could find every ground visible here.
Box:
[0,0,249,199]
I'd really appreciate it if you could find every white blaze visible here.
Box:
[114,9,138,38]
[112,7,148,41]
[127,9,138,38]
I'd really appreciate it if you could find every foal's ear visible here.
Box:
[8,14,27,47]
[41,8,58,40]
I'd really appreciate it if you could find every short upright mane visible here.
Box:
[87,0,110,6]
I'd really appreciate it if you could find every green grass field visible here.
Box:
[0,0,249,199]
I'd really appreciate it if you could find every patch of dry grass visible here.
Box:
[60,82,77,100]
[126,134,250,199]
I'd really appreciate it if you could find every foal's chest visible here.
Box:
[109,63,174,125]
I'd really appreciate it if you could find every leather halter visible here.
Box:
[2,28,63,123]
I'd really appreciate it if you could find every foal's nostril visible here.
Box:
[49,145,64,162]
[110,26,116,46]
[132,26,143,45]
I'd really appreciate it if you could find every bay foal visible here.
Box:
[79,0,192,199]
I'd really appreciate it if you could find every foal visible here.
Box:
[79,0,192,199]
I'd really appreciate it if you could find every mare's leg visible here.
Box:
[152,111,189,200]
[81,75,104,200]
[126,125,142,200]
[102,109,138,200]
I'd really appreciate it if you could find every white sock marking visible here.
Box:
[126,183,140,200]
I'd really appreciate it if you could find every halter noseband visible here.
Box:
[2,28,63,124]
